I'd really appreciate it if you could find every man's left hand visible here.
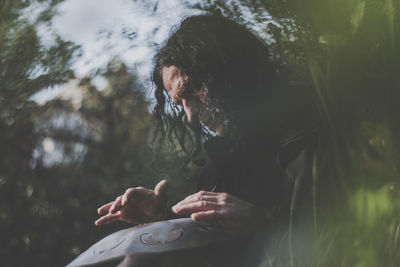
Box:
[172,191,268,232]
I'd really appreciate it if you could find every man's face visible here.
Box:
[162,65,226,135]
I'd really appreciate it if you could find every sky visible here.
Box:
[30,0,202,104]
[52,0,201,85]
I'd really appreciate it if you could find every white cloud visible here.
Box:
[50,0,201,79]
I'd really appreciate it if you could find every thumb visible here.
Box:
[154,179,167,196]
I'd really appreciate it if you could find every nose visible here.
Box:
[182,98,198,123]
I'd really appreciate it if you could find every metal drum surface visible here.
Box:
[66,218,239,267]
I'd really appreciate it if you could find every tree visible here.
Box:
[0,0,79,266]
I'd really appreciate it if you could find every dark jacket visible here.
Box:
[196,124,320,222]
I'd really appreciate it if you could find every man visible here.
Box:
[95,14,319,241]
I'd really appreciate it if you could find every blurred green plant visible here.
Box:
[195,0,400,266]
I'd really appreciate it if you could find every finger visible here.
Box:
[122,186,147,205]
[154,179,167,196]
[172,201,219,214]
[94,212,120,226]
[182,191,219,202]
[180,194,219,204]
[185,190,219,199]
[110,196,123,213]
[122,189,134,206]
[191,210,220,221]
[97,202,113,215]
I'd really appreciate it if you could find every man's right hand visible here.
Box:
[95,180,167,226]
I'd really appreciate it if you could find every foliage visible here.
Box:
[0,1,78,266]
[194,0,400,266]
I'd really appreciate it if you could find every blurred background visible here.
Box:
[1,0,399,266]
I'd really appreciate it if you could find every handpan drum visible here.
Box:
[66,218,240,267]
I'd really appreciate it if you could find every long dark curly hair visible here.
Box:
[152,14,286,157]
